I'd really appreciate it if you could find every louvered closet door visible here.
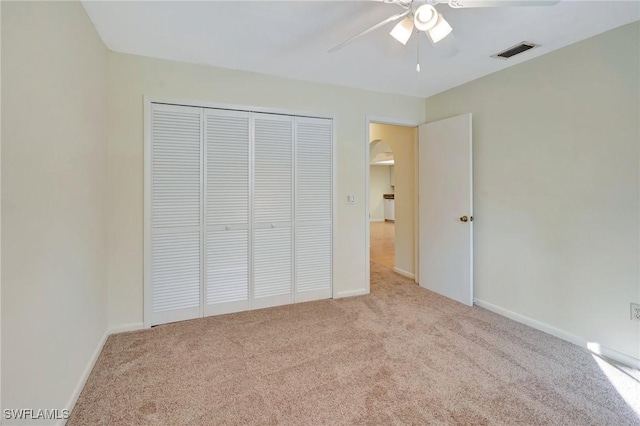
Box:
[204,109,250,316]
[149,104,203,326]
[253,113,294,309]
[295,117,333,302]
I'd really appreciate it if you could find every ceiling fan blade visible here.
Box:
[328,10,410,53]
[448,0,559,7]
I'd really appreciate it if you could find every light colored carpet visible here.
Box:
[70,262,640,425]
[370,221,395,270]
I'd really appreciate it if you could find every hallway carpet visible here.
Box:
[70,262,640,425]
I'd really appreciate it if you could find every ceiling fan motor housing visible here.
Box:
[414,4,439,31]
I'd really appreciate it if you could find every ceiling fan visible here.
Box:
[328,0,559,59]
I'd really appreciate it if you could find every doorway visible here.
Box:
[366,120,419,287]
[365,114,474,305]
[369,139,396,269]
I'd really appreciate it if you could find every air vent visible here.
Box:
[491,42,539,60]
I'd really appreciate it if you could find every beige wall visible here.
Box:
[370,124,417,277]
[2,6,637,419]
[106,52,425,327]
[424,22,640,359]
[369,165,393,221]
[1,1,108,421]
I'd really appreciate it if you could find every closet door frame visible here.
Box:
[144,97,335,328]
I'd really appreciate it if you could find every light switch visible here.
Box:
[346,194,356,204]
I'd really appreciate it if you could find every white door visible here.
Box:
[252,113,294,309]
[418,114,473,306]
[147,104,203,326]
[146,104,333,327]
[203,109,250,316]
[294,117,333,302]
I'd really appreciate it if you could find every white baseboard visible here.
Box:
[61,331,109,425]
[108,322,144,334]
[60,321,144,425]
[369,219,385,223]
[474,298,640,370]
[586,342,640,370]
[474,298,585,347]
[334,288,369,299]
[393,267,415,280]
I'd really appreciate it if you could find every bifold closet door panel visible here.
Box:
[205,230,248,315]
[147,105,332,326]
[253,113,294,308]
[253,226,293,309]
[204,109,250,316]
[295,117,332,302]
[149,104,203,326]
[295,225,331,301]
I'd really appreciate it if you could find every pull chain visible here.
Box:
[416,31,421,72]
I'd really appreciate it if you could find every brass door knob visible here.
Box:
[460,216,468,222]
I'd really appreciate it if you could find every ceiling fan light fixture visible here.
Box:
[414,4,438,31]
[390,16,414,45]
[427,14,453,44]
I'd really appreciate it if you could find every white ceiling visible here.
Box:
[82,1,640,98]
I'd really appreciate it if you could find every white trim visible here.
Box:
[334,288,369,299]
[366,115,422,127]
[61,321,144,425]
[199,108,205,320]
[108,322,144,335]
[143,97,152,328]
[474,298,640,369]
[393,267,415,280]
[331,118,336,300]
[365,121,371,295]
[365,115,421,295]
[61,331,109,426]
[468,114,474,305]
[474,298,584,346]
[587,342,640,370]
[146,96,333,121]
[413,129,419,284]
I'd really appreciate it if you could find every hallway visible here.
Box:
[370,221,395,269]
